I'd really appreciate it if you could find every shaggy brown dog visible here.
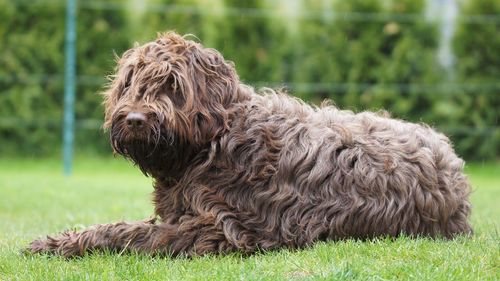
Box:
[28,32,472,257]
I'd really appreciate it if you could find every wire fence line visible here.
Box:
[1,74,498,134]
[2,74,500,94]
[10,0,500,24]
[79,2,500,24]
[0,117,497,135]
[2,73,499,133]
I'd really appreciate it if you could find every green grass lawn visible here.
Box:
[0,157,498,280]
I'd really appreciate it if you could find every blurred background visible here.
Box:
[0,0,499,163]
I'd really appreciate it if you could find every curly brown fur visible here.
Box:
[27,32,472,258]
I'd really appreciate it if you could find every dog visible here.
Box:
[28,32,472,257]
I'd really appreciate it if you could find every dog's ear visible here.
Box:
[102,78,122,131]
[101,47,138,131]
[102,57,135,131]
[182,42,241,145]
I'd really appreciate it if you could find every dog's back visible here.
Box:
[216,89,472,246]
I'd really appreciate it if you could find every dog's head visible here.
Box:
[103,32,245,173]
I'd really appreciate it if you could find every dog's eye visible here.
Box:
[162,77,185,108]
[166,76,176,89]
[171,92,186,108]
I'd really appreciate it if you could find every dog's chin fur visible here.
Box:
[111,130,188,177]
[27,31,472,258]
[115,140,159,174]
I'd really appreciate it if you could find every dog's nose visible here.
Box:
[126,112,147,130]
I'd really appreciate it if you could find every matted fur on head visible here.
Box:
[103,32,247,174]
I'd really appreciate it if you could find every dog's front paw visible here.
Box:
[25,237,56,255]
[24,231,81,257]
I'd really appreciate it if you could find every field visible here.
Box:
[0,157,498,280]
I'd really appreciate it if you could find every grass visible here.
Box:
[0,157,498,281]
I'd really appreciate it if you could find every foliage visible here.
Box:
[452,0,500,160]
[0,0,498,160]
[0,0,65,155]
[0,0,131,155]
[292,0,442,122]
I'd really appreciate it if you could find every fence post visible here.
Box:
[63,0,77,175]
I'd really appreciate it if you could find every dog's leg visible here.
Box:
[27,216,240,257]
[28,184,278,257]
[27,219,172,257]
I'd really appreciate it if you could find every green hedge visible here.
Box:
[452,0,500,159]
[0,0,498,160]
